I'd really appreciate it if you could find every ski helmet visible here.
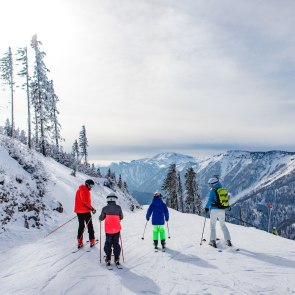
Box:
[106,192,118,202]
[85,179,95,187]
[208,177,219,185]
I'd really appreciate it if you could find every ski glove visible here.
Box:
[92,208,97,214]
[205,208,209,213]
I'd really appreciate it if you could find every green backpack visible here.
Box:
[213,188,229,209]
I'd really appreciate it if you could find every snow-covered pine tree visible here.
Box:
[162,164,178,210]
[177,171,184,212]
[184,167,202,215]
[72,140,79,161]
[3,119,11,137]
[30,34,51,156]
[16,47,32,148]
[123,181,129,193]
[96,167,102,177]
[19,130,27,145]
[79,125,88,165]
[118,174,123,189]
[0,47,15,137]
[47,80,60,146]
[106,168,112,179]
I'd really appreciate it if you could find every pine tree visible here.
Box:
[162,164,178,210]
[72,140,79,161]
[96,167,102,177]
[30,34,50,156]
[106,168,112,179]
[0,47,15,137]
[4,118,11,137]
[19,130,27,145]
[123,181,129,193]
[16,47,32,148]
[118,174,123,189]
[79,125,88,164]
[184,167,202,215]
[177,172,184,212]
[47,80,62,150]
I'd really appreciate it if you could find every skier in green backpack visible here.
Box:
[205,177,232,248]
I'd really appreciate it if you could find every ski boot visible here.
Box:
[161,240,166,249]
[209,240,217,248]
[77,238,84,248]
[153,240,158,250]
[115,257,120,266]
[105,256,111,266]
[226,240,232,247]
[90,239,96,247]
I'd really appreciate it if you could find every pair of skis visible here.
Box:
[155,247,166,252]
[202,238,240,252]
[72,239,99,253]
[106,261,123,270]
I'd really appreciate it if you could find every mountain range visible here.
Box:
[100,151,295,240]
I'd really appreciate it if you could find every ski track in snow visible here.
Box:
[0,208,295,295]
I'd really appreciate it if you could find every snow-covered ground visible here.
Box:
[0,206,295,295]
[0,140,295,295]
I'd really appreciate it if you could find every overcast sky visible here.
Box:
[1,0,295,164]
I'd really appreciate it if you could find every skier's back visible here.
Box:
[146,192,169,250]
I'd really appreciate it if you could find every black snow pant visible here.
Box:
[104,232,121,261]
[77,213,95,240]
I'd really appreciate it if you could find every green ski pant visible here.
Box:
[153,225,166,240]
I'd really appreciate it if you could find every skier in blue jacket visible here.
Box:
[146,192,169,250]
[205,177,232,248]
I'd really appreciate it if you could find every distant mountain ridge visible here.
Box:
[101,150,295,240]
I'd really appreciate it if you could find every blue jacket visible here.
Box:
[146,197,169,225]
[205,181,225,210]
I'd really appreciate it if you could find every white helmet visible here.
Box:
[208,177,219,185]
[107,192,118,202]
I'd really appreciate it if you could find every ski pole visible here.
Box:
[44,216,77,238]
[200,215,207,245]
[78,216,93,241]
[120,232,125,262]
[141,221,148,240]
[99,221,102,263]
[166,222,171,239]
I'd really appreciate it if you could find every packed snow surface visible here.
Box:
[0,207,294,295]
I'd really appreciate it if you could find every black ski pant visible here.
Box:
[104,232,121,260]
[77,212,95,240]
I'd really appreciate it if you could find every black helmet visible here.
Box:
[106,192,118,202]
[85,179,95,187]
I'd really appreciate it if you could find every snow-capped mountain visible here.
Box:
[101,150,295,240]
[100,152,197,199]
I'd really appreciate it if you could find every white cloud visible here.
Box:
[1,0,295,163]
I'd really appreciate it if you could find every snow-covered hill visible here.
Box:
[0,135,139,235]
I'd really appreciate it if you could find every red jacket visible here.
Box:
[99,202,123,234]
[74,185,93,213]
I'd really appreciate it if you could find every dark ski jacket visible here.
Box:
[146,197,169,225]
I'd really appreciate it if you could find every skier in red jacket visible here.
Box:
[74,179,96,248]
[99,193,123,265]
